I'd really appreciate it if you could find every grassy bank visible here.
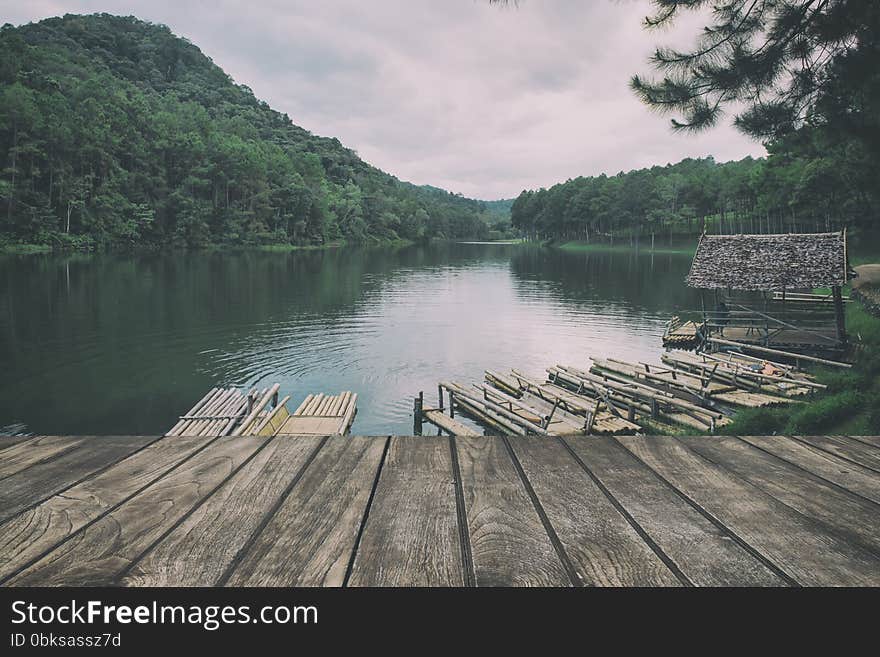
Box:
[0,243,54,254]
[555,240,697,256]
[0,237,420,256]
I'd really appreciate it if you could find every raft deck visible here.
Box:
[1,433,878,586]
[165,387,357,437]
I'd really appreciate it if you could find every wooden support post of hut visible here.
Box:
[685,231,853,354]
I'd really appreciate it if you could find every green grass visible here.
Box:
[555,240,697,256]
[0,243,53,254]
[255,241,347,252]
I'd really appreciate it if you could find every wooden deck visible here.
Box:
[1,434,878,587]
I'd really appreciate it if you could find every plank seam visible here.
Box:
[0,439,88,483]
[214,436,330,586]
[791,435,880,475]
[732,436,880,509]
[624,437,800,587]
[448,436,476,587]
[502,436,582,587]
[0,434,224,586]
[0,436,166,525]
[0,435,39,453]
[558,437,693,587]
[342,436,391,588]
[684,437,880,561]
[845,436,880,451]
[117,436,279,585]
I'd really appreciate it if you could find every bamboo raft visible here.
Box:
[662,316,701,349]
[166,386,357,437]
[591,356,805,408]
[277,392,358,436]
[660,351,822,399]
[413,340,832,436]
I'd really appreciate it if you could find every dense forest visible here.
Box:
[0,14,508,251]
[510,129,880,244]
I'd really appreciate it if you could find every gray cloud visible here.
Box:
[1,0,766,199]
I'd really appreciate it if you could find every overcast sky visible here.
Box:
[3,0,766,199]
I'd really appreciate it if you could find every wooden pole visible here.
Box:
[413,392,423,435]
[833,285,847,345]
[706,337,851,368]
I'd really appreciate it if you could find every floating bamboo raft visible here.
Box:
[660,351,822,400]
[276,392,358,436]
[412,339,833,436]
[591,356,803,408]
[166,386,356,437]
[662,316,701,349]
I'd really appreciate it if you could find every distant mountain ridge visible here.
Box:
[0,13,503,249]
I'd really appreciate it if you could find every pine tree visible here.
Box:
[630,0,880,143]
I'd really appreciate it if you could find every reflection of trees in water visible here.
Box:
[508,247,701,312]
[0,244,525,383]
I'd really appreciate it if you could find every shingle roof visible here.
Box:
[685,231,848,291]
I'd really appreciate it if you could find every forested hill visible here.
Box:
[0,14,505,250]
[512,132,880,244]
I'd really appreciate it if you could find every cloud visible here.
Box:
[1,0,766,199]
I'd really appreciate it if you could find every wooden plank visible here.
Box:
[225,436,387,587]
[0,435,213,583]
[564,436,785,586]
[793,435,880,473]
[618,435,880,586]
[0,435,87,480]
[0,435,38,452]
[6,436,268,586]
[737,435,880,505]
[423,409,481,437]
[347,436,464,586]
[0,436,158,525]
[454,436,571,586]
[678,436,880,555]
[123,436,324,586]
[849,435,880,449]
[508,437,681,586]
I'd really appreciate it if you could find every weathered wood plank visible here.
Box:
[848,435,880,449]
[0,436,87,479]
[508,436,681,586]
[737,435,880,505]
[422,410,481,437]
[454,436,571,586]
[0,435,38,452]
[618,435,880,586]
[123,436,324,586]
[347,436,464,587]
[793,435,880,473]
[678,435,880,555]
[6,436,268,586]
[0,435,214,583]
[564,436,786,586]
[225,436,387,587]
[0,436,158,525]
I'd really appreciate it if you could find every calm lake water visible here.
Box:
[0,243,700,435]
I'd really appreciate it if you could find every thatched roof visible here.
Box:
[686,231,848,291]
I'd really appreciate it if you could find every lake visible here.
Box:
[0,243,700,435]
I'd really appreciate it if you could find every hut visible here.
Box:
[685,231,852,353]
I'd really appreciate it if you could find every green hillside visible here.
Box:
[0,14,496,251]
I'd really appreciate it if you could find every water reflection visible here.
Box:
[0,243,698,435]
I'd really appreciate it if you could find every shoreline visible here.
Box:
[553,240,697,256]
